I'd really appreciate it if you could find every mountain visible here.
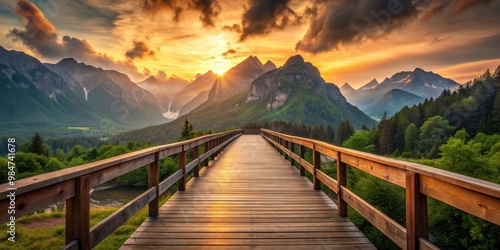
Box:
[377,65,500,155]
[168,70,217,118]
[342,68,460,119]
[112,55,377,144]
[47,58,167,127]
[364,89,425,119]
[359,78,379,91]
[340,82,356,97]
[138,75,188,113]
[206,56,275,104]
[0,46,102,136]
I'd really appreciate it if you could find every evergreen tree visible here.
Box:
[28,132,48,156]
[180,119,194,140]
[336,120,355,145]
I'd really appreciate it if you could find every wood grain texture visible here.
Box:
[122,135,375,249]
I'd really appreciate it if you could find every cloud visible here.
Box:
[295,0,494,54]
[8,0,144,80]
[142,0,220,27]
[236,0,302,41]
[125,40,156,60]
[295,0,421,54]
[221,48,236,58]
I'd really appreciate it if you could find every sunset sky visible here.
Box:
[1,0,499,88]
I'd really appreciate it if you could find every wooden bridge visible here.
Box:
[1,129,499,250]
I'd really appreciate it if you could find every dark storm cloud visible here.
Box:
[125,40,156,60]
[237,0,302,41]
[142,0,220,27]
[295,0,421,54]
[295,0,495,54]
[8,0,63,57]
[8,0,143,79]
[189,0,221,27]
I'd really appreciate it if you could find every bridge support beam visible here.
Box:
[66,175,90,250]
[406,172,429,250]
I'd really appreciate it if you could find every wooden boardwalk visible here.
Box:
[121,135,375,249]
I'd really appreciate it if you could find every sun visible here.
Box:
[213,69,226,76]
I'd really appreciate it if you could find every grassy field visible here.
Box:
[0,193,173,250]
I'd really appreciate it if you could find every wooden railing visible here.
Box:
[0,130,242,249]
[260,129,500,250]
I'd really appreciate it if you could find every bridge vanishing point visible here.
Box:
[1,129,499,250]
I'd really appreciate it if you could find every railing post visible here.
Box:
[66,175,90,250]
[204,141,210,166]
[337,151,348,217]
[178,148,186,191]
[193,145,200,177]
[299,145,305,176]
[313,144,321,190]
[148,152,160,217]
[210,139,215,160]
[406,172,429,250]
[284,140,289,160]
[290,142,296,166]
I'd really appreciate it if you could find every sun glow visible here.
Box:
[213,69,226,76]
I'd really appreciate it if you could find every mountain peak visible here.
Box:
[284,55,305,67]
[57,58,78,66]
[359,78,379,91]
[263,60,276,71]
[413,67,425,73]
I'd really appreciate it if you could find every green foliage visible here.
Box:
[342,131,374,153]
[419,116,455,158]
[179,118,195,140]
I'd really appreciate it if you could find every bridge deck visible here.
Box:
[121,135,375,249]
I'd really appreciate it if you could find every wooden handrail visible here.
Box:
[260,128,500,250]
[0,130,242,249]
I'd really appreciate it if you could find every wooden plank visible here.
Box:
[341,153,406,187]
[406,172,429,250]
[407,163,500,199]
[159,170,183,195]
[0,179,75,221]
[61,240,78,250]
[90,154,155,188]
[420,175,500,226]
[316,170,338,193]
[315,143,338,160]
[124,135,374,249]
[90,187,156,248]
[341,187,407,248]
[419,238,440,250]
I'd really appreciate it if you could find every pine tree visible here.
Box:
[28,132,47,156]
[336,120,355,145]
[180,119,194,140]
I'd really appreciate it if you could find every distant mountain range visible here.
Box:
[340,68,460,119]
[0,46,167,136]
[0,44,467,142]
[113,55,377,144]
